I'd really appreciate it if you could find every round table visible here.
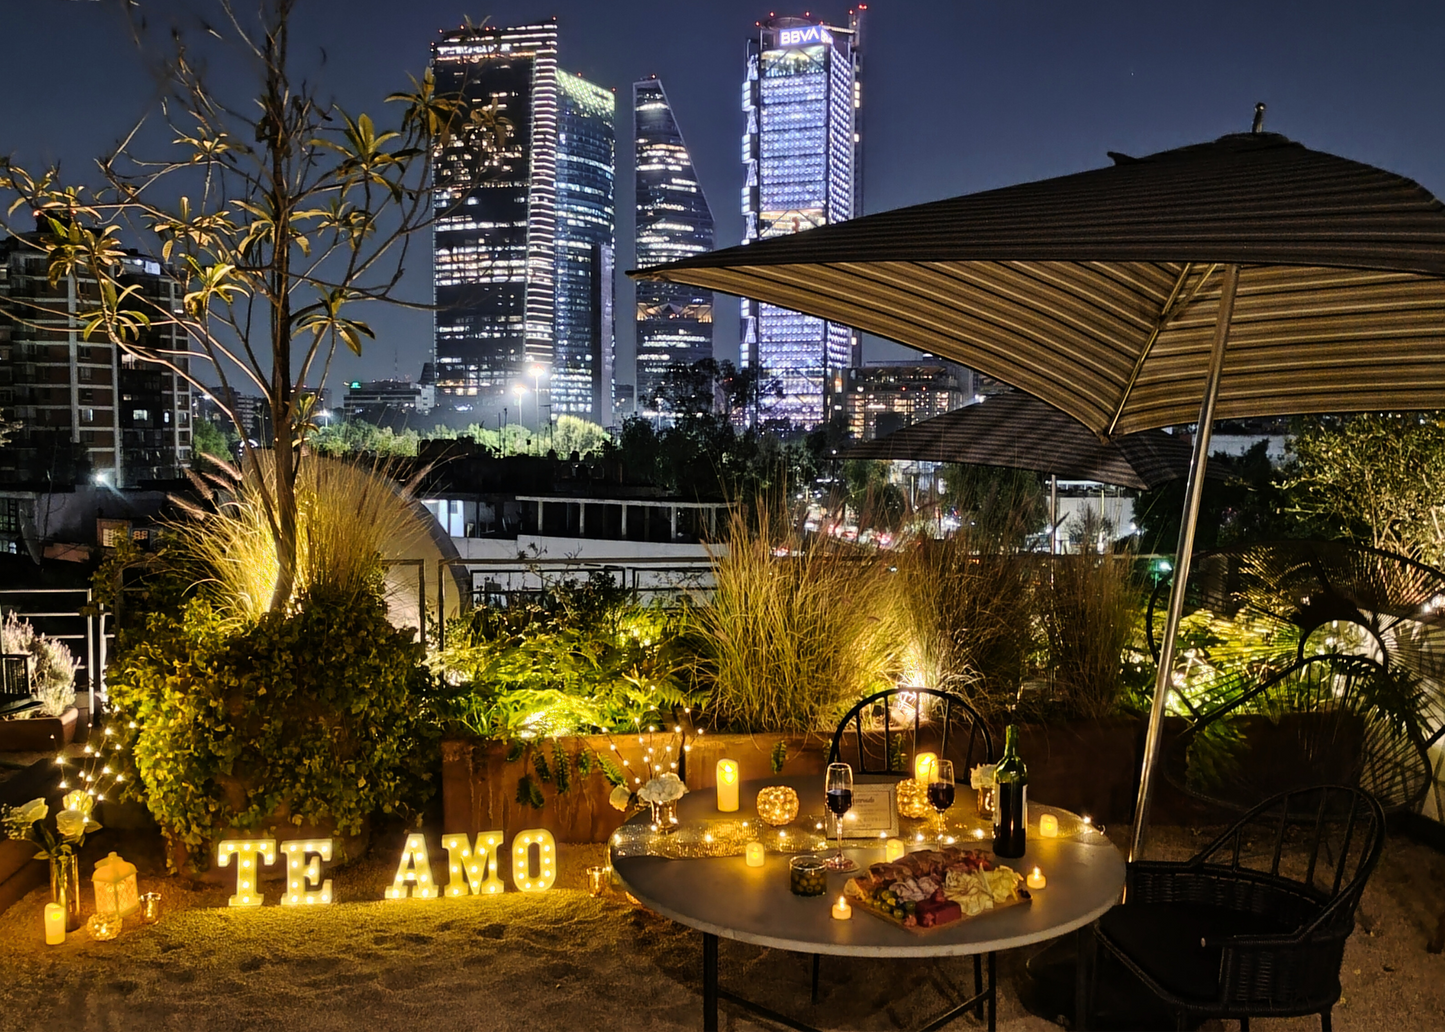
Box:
[611,776,1126,1032]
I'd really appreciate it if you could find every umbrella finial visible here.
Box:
[1252,102,1266,133]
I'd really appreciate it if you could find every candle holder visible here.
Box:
[585,866,607,897]
[755,786,800,826]
[139,892,162,923]
[895,778,932,820]
[975,785,995,818]
[86,912,122,942]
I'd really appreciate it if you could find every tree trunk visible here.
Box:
[265,11,299,614]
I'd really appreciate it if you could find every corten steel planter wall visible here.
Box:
[441,724,1153,841]
[442,732,834,843]
[1015,718,1142,825]
[0,707,79,753]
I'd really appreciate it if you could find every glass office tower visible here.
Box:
[554,73,616,425]
[431,22,559,414]
[633,76,715,415]
[741,11,863,427]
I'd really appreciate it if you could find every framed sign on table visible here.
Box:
[839,783,899,839]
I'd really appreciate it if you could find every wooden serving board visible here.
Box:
[849,888,1032,935]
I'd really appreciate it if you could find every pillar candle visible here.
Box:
[1039,813,1059,838]
[716,759,740,812]
[44,903,65,945]
[914,752,938,783]
[884,838,906,862]
[745,841,765,867]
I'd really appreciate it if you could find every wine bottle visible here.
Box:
[992,724,1028,858]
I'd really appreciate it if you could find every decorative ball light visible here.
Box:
[755,786,800,827]
[895,778,932,820]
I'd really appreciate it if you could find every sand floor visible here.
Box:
[0,822,1442,1032]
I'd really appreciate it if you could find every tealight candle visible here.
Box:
[1039,813,1059,838]
[884,838,906,862]
[716,759,740,812]
[1027,867,1047,890]
[914,752,939,784]
[745,841,765,867]
[831,895,852,920]
[44,903,65,945]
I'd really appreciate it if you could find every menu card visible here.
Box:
[839,784,899,838]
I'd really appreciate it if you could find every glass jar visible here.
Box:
[789,854,828,897]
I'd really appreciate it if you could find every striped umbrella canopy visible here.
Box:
[631,129,1445,438]
[630,120,1445,858]
[842,391,1196,490]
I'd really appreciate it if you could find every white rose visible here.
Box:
[55,808,88,840]
[13,798,48,826]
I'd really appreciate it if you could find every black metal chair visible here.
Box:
[1163,653,1432,814]
[827,686,994,774]
[1092,784,1385,1031]
[818,688,995,1019]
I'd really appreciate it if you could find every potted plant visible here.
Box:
[0,613,80,752]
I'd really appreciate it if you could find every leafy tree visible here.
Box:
[0,1,505,610]
[1134,440,1297,556]
[1280,413,1445,564]
[647,357,782,424]
[190,417,237,461]
[310,419,418,458]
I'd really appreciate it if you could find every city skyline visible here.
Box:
[634,75,716,416]
[3,1,1444,399]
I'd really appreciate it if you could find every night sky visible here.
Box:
[4,0,1444,391]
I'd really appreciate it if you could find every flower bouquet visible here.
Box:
[2,791,101,860]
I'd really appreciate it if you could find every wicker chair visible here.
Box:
[827,687,993,774]
[1093,785,1385,1031]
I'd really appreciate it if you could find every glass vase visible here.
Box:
[648,800,679,833]
[975,785,996,819]
[49,853,82,932]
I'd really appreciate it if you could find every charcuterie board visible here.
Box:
[842,846,1031,934]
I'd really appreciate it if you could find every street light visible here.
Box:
[529,364,546,430]
[513,384,528,452]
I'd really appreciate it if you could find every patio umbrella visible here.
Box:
[842,391,1196,490]
[630,117,1445,858]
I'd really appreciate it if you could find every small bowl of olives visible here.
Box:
[789,854,828,897]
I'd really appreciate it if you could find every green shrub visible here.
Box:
[430,572,700,740]
[107,589,432,869]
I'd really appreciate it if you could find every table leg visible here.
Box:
[1075,922,1096,1032]
[987,951,997,1032]
[973,954,983,1019]
[703,932,718,1032]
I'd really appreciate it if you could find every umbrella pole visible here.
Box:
[1050,475,1058,554]
[1129,263,1240,862]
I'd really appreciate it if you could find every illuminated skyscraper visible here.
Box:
[430,21,615,426]
[554,73,616,424]
[634,77,715,414]
[741,11,863,427]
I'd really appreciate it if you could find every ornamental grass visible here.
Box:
[693,510,906,733]
[173,452,429,622]
[892,531,1037,719]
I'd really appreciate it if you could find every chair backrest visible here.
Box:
[1190,784,1385,940]
[827,687,994,775]
[1166,653,1432,813]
